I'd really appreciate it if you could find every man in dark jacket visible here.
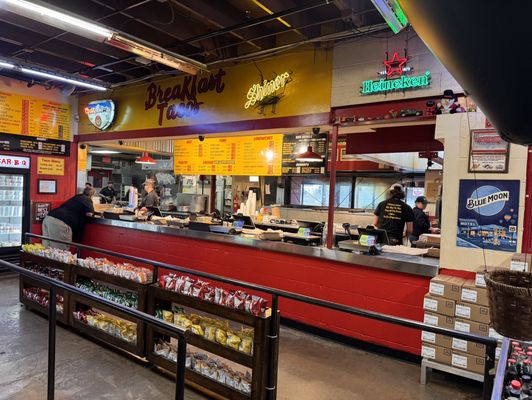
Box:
[410,195,439,243]
[42,187,95,249]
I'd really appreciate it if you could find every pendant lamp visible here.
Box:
[296,145,322,162]
[135,151,156,164]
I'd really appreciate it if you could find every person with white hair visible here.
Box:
[139,179,159,211]
[42,187,96,249]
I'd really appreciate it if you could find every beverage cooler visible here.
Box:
[0,164,30,260]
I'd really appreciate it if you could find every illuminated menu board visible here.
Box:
[282,133,328,174]
[0,92,71,140]
[173,134,283,176]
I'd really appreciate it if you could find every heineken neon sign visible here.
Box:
[361,71,431,94]
[360,52,431,95]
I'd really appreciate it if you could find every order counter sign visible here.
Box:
[37,157,64,176]
[85,100,115,130]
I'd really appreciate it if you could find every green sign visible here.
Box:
[361,71,431,95]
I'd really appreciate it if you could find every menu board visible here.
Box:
[282,133,328,174]
[174,134,283,176]
[0,133,70,156]
[0,92,71,140]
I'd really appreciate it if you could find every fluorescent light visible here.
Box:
[370,0,408,34]
[0,61,15,69]
[108,34,204,75]
[20,67,108,91]
[90,150,121,154]
[1,0,208,75]
[3,0,113,40]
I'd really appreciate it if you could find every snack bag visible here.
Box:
[215,328,227,345]
[162,310,173,323]
[204,325,217,341]
[239,336,253,355]
[226,332,242,350]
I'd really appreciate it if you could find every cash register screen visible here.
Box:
[357,227,389,245]
[359,234,376,246]
[233,220,245,229]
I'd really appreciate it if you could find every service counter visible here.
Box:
[82,217,440,355]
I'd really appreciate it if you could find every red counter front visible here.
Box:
[82,223,430,355]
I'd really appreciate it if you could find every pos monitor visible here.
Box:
[357,227,390,246]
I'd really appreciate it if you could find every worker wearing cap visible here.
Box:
[410,196,439,243]
[373,185,414,246]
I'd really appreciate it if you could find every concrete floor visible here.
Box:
[0,276,483,399]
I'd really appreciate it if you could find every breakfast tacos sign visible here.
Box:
[77,50,332,134]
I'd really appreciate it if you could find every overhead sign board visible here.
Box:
[0,91,71,140]
[173,135,283,176]
[282,133,328,174]
[85,100,115,130]
[0,133,70,156]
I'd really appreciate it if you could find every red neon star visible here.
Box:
[383,52,408,77]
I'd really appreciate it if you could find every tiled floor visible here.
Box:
[0,276,483,399]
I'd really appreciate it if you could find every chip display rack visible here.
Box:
[146,284,272,400]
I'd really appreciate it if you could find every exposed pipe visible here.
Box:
[326,124,339,249]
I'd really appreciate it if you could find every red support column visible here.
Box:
[210,175,216,213]
[326,124,339,249]
[522,146,532,254]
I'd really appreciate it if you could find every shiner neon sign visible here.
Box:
[244,71,291,109]
[360,52,431,95]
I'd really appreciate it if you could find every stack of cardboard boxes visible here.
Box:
[421,273,502,375]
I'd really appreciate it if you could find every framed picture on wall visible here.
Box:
[468,129,510,173]
[38,179,57,194]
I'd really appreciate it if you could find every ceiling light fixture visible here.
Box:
[296,146,323,162]
[0,56,109,91]
[90,149,121,154]
[370,0,408,34]
[135,151,156,165]
[1,0,207,75]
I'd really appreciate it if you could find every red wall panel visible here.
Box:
[82,223,431,355]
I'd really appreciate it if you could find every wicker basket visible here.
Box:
[485,270,532,341]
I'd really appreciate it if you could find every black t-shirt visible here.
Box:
[47,194,94,239]
[374,198,414,243]
[412,207,431,239]
[140,190,159,207]
[100,187,116,198]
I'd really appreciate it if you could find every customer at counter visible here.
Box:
[373,186,414,246]
[42,187,96,249]
[140,179,159,211]
[410,196,440,243]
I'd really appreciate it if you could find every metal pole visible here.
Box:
[326,124,339,249]
[483,342,496,400]
[266,294,279,400]
[47,286,57,400]
[175,336,187,400]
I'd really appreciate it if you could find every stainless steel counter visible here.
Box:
[89,218,439,278]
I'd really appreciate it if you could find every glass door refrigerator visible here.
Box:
[0,168,30,262]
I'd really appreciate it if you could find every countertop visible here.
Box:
[89,218,439,278]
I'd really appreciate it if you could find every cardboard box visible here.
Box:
[489,327,504,341]
[426,248,440,259]
[454,318,490,337]
[461,280,489,306]
[511,253,531,272]
[451,350,486,374]
[450,337,486,357]
[421,330,452,348]
[455,302,490,324]
[419,233,441,246]
[424,294,455,317]
[429,275,465,301]
[422,343,452,365]
[424,170,443,202]
[424,311,455,330]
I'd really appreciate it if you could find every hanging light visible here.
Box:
[296,146,323,162]
[135,151,156,165]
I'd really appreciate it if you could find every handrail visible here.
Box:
[25,233,498,400]
[0,257,189,400]
[26,233,497,346]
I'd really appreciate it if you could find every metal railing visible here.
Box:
[22,233,498,400]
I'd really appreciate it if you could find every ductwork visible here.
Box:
[397,1,532,145]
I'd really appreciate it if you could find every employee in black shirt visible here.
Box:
[100,182,117,203]
[42,187,95,249]
[140,179,159,211]
[373,185,414,245]
[410,196,439,243]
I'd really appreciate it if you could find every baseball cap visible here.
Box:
[416,196,428,204]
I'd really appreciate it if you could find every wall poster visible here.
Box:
[468,129,509,173]
[457,179,520,252]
